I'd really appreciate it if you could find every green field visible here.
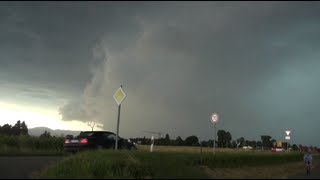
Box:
[34,149,305,179]
[0,136,314,178]
[0,135,64,156]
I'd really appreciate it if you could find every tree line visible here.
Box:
[131,130,310,151]
[1,121,317,152]
[0,120,28,136]
[0,120,54,138]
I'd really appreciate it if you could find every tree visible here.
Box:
[201,140,208,147]
[251,141,257,148]
[87,121,95,131]
[257,141,262,149]
[40,130,52,138]
[237,137,245,148]
[12,120,22,136]
[292,144,299,151]
[175,136,184,146]
[217,130,232,148]
[184,135,199,146]
[1,124,12,135]
[261,135,272,150]
[217,130,225,147]
[207,140,216,147]
[21,121,28,135]
[245,140,250,147]
[231,140,237,148]
[164,134,170,145]
[225,132,232,148]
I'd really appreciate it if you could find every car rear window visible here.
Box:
[78,132,95,137]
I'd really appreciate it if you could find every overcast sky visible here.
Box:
[0,1,320,146]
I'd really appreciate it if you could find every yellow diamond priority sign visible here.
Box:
[113,86,126,105]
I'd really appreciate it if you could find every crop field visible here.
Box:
[137,144,284,154]
[0,135,64,156]
[0,136,316,178]
[34,146,306,179]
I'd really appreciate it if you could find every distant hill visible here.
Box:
[28,127,81,137]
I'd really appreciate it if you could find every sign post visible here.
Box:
[150,136,154,152]
[211,113,219,154]
[285,130,291,152]
[113,85,127,151]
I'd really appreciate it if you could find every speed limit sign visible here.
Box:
[211,113,219,124]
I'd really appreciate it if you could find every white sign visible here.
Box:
[285,136,290,140]
[285,130,291,136]
[113,86,127,105]
[211,113,219,124]
[150,136,154,152]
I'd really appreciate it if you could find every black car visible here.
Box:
[64,131,137,153]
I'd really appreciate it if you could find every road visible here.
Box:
[0,156,63,179]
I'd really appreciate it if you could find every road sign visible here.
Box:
[211,113,219,124]
[210,112,219,154]
[114,85,126,151]
[285,130,291,136]
[113,86,126,105]
[285,136,290,140]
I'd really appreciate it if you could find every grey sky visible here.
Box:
[1,2,320,146]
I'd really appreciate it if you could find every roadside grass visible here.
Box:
[0,136,316,178]
[34,149,305,179]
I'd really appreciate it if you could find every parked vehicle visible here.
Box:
[243,146,253,150]
[64,131,137,153]
[271,147,284,152]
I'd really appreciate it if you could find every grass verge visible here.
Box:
[34,150,305,179]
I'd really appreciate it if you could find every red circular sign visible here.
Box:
[211,113,219,124]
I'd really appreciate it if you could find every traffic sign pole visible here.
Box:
[113,85,126,151]
[214,123,216,154]
[115,103,121,151]
[211,113,219,154]
[285,130,291,153]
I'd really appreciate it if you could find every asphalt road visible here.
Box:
[0,156,63,179]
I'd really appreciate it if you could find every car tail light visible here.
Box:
[80,138,88,144]
[65,139,70,144]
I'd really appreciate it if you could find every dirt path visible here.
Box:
[289,159,320,179]
[199,161,308,179]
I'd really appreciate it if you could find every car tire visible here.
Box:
[96,145,103,150]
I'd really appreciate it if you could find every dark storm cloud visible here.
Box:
[0,2,141,101]
[1,2,320,145]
